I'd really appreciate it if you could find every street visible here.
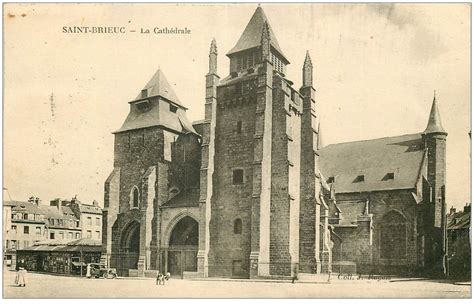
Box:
[3,270,471,298]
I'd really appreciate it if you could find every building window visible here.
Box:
[380,211,407,259]
[383,172,395,181]
[59,232,64,239]
[76,233,80,239]
[234,219,242,235]
[236,121,242,134]
[141,89,148,98]
[327,176,335,184]
[11,240,17,249]
[232,169,244,185]
[50,232,55,239]
[96,217,101,226]
[96,231,100,239]
[87,230,92,239]
[23,241,29,248]
[354,175,365,183]
[11,225,17,233]
[130,186,140,208]
[6,240,9,249]
[23,226,29,234]
[169,104,178,113]
[35,227,41,235]
[23,213,28,220]
[87,217,92,225]
[68,232,73,239]
[76,221,80,228]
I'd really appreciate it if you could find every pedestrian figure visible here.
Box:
[16,259,27,287]
[327,270,332,283]
[86,263,91,279]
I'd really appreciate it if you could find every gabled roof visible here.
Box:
[227,6,288,63]
[320,133,426,193]
[133,68,183,107]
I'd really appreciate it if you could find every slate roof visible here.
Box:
[160,189,200,209]
[227,7,289,63]
[423,96,447,134]
[448,207,470,230]
[11,202,43,214]
[38,205,77,221]
[133,68,183,107]
[320,133,426,194]
[115,68,198,135]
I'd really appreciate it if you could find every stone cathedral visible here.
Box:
[101,7,447,278]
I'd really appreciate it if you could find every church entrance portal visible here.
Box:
[163,216,198,278]
[118,221,140,277]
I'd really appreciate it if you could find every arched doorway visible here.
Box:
[118,221,140,276]
[166,216,199,277]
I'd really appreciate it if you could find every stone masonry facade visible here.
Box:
[101,6,447,279]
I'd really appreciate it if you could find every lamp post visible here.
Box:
[80,244,83,277]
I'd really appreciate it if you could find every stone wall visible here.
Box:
[333,189,419,274]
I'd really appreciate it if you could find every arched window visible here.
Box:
[130,186,140,209]
[234,218,242,234]
[380,211,407,259]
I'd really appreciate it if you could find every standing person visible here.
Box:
[17,259,26,287]
[86,263,91,279]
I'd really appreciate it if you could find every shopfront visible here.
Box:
[16,238,102,275]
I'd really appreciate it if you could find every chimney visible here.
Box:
[449,206,456,215]
[92,200,99,207]
[463,203,471,214]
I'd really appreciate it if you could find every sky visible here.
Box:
[3,3,471,210]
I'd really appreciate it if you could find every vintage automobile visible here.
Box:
[89,263,117,279]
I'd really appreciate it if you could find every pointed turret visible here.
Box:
[423,93,447,135]
[302,51,313,88]
[209,38,218,75]
[227,6,289,64]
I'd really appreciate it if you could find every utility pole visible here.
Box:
[80,244,83,277]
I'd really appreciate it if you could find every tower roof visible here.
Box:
[227,6,288,63]
[133,68,184,108]
[423,94,447,135]
[304,50,313,67]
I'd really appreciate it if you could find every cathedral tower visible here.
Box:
[207,6,305,278]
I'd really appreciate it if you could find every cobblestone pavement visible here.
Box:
[3,270,471,298]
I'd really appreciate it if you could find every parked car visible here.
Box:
[89,263,117,279]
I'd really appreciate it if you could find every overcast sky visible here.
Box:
[3,3,471,210]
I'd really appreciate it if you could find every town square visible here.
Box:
[3,269,471,298]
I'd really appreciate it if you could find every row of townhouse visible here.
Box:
[3,196,102,269]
